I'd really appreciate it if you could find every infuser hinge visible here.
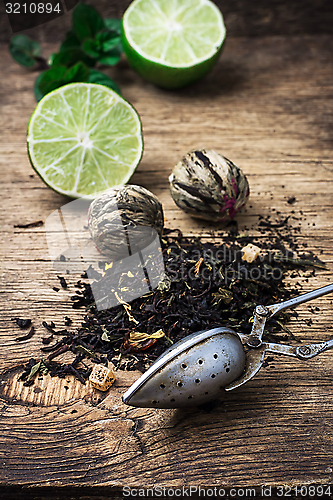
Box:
[246,305,269,348]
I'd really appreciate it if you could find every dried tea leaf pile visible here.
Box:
[19,214,327,386]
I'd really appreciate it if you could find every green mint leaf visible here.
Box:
[64,61,89,82]
[82,32,122,64]
[35,62,90,100]
[72,3,104,41]
[104,18,122,35]
[9,35,41,67]
[96,31,123,57]
[102,37,121,52]
[82,38,100,59]
[97,51,121,66]
[37,65,68,96]
[96,31,121,52]
[60,30,81,51]
[88,69,121,95]
[50,48,95,68]
[34,71,46,101]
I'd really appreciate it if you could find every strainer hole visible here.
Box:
[177,381,183,387]
[170,398,175,402]
[181,363,187,369]
[198,359,203,365]
[152,400,158,404]
[160,384,165,389]
[195,378,200,384]
[213,353,218,359]
[211,374,216,378]
[188,395,193,399]
[205,391,209,395]
[226,367,230,373]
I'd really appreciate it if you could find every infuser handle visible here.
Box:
[295,338,333,360]
[267,283,333,318]
[247,283,333,347]
[226,338,333,391]
[264,338,333,359]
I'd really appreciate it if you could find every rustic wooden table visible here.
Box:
[1,30,333,498]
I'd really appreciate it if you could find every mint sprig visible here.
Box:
[72,3,105,42]
[10,34,48,69]
[9,3,123,100]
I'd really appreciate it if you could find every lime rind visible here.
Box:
[27,83,143,199]
[121,29,223,89]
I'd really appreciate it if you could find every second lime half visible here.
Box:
[122,0,226,89]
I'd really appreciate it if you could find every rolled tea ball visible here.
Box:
[169,149,250,222]
[88,185,164,260]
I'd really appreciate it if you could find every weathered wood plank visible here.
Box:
[0,33,333,492]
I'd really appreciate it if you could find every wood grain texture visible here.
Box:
[0,33,333,494]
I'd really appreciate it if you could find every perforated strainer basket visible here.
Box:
[123,283,333,409]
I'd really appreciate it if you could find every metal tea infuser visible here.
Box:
[123,283,333,408]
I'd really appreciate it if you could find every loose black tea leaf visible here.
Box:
[47,345,70,361]
[259,217,289,229]
[64,316,72,326]
[14,220,43,228]
[57,276,68,289]
[276,256,327,270]
[42,335,54,345]
[42,321,56,333]
[41,339,65,353]
[69,365,87,384]
[17,208,327,386]
[12,318,31,329]
[15,326,35,342]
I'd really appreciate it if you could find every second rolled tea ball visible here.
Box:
[88,185,164,260]
[169,149,250,222]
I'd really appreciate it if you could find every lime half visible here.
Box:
[122,0,226,89]
[27,83,143,198]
